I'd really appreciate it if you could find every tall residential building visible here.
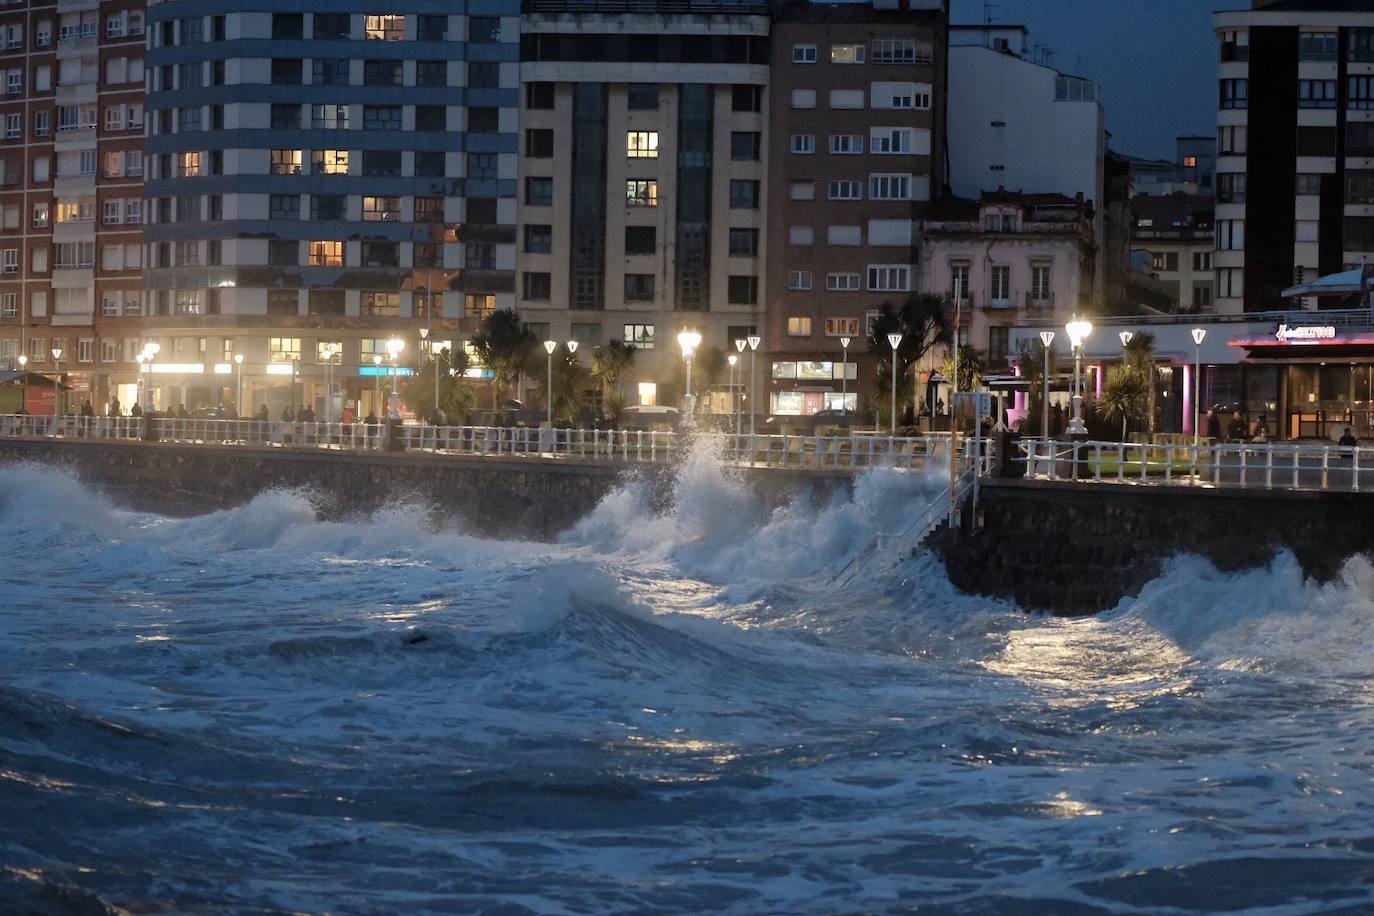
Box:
[515,0,770,409]
[1130,192,1216,313]
[764,0,947,418]
[0,0,146,411]
[1213,0,1374,313]
[143,3,518,417]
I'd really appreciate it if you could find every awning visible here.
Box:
[1282,266,1373,299]
[0,370,71,388]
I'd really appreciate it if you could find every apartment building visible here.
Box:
[142,2,518,416]
[1213,0,1374,313]
[515,0,769,408]
[764,0,947,417]
[921,192,1096,369]
[1131,192,1216,313]
[0,0,145,411]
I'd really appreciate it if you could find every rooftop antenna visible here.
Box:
[983,1,997,47]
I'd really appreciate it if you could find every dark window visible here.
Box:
[467,152,497,179]
[361,150,401,176]
[1349,123,1374,158]
[207,241,221,266]
[267,289,298,315]
[416,14,446,41]
[311,194,345,220]
[523,272,551,300]
[624,226,656,254]
[727,275,758,305]
[468,62,499,89]
[271,13,303,40]
[525,128,554,157]
[1298,31,1337,61]
[271,59,302,85]
[1347,171,1374,205]
[210,106,224,130]
[468,107,499,133]
[268,240,298,266]
[624,274,655,301]
[467,198,497,223]
[208,195,222,220]
[627,83,659,110]
[416,61,447,87]
[363,60,403,86]
[524,224,552,253]
[1345,217,1374,253]
[181,16,204,43]
[270,104,301,130]
[1298,79,1336,109]
[1353,29,1374,63]
[526,82,555,109]
[728,228,757,256]
[308,290,346,316]
[525,177,553,207]
[732,84,762,112]
[1216,172,1245,204]
[363,106,401,131]
[211,61,224,86]
[415,105,446,131]
[1296,126,1336,157]
[415,151,446,177]
[413,242,441,268]
[212,16,226,42]
[466,242,496,269]
[361,242,398,267]
[1220,35,1248,62]
[414,196,443,222]
[730,131,760,161]
[1296,173,1322,196]
[729,180,759,209]
[1219,78,1247,110]
[269,194,300,220]
[313,13,350,40]
[469,17,500,42]
[312,59,349,85]
[1351,76,1374,111]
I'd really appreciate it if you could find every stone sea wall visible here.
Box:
[931,478,1374,616]
[0,438,853,540]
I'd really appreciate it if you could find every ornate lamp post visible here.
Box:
[1065,317,1093,435]
[543,339,556,429]
[385,338,404,419]
[1039,330,1055,440]
[677,329,701,424]
[747,335,760,435]
[840,336,851,415]
[141,342,160,412]
[16,353,26,414]
[727,354,738,433]
[233,353,245,417]
[50,347,63,416]
[320,343,338,423]
[371,353,383,413]
[1191,327,1206,447]
[886,333,902,434]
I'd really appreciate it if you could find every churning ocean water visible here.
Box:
[3,446,1374,915]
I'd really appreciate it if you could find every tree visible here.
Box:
[867,294,951,424]
[400,347,474,423]
[941,347,984,393]
[1017,339,1059,435]
[590,341,636,402]
[1122,332,1158,436]
[469,309,537,411]
[872,358,916,429]
[1100,362,1149,440]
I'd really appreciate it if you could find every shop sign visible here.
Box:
[1275,324,1336,344]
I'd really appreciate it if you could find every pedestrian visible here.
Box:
[1050,402,1065,436]
[130,402,142,418]
[1226,410,1247,441]
[1205,408,1221,440]
[364,411,379,448]
[108,396,120,417]
[281,404,294,422]
[255,404,269,422]
[1340,426,1358,447]
[174,404,188,419]
[1253,413,1269,442]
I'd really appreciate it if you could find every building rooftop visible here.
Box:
[523,0,766,13]
[1250,0,1374,11]
[773,0,946,25]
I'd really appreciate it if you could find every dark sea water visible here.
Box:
[3,448,1374,914]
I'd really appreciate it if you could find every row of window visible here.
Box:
[790,83,932,111]
[1220,76,1374,110]
[0,242,139,272]
[788,175,924,202]
[189,58,502,92]
[1148,252,1213,273]
[0,104,141,143]
[790,127,927,156]
[521,272,758,304]
[0,10,143,52]
[151,103,501,137]
[785,265,913,293]
[791,40,933,66]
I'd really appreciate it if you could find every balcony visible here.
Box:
[948,292,976,311]
[55,81,97,105]
[1025,290,1055,309]
[53,126,96,148]
[986,292,1013,310]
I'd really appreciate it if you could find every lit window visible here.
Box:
[313,149,349,175]
[270,149,302,175]
[178,152,200,176]
[308,241,343,266]
[787,317,812,336]
[364,14,404,40]
[626,131,658,158]
[1183,155,1197,168]
[625,179,658,207]
[831,44,865,64]
[269,337,302,362]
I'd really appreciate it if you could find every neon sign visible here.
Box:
[1276,324,1337,343]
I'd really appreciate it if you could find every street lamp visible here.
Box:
[420,327,439,424]
[50,347,63,416]
[677,329,701,423]
[1191,327,1206,447]
[1119,330,1134,348]
[142,342,160,412]
[16,353,26,415]
[1038,330,1055,440]
[727,354,738,434]
[321,343,338,424]
[371,353,383,413]
[233,353,244,417]
[886,333,902,434]
[746,335,760,436]
[840,336,851,417]
[1065,317,1093,435]
[385,338,404,419]
[543,339,557,429]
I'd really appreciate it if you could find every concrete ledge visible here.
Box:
[0,438,855,540]
[931,478,1374,616]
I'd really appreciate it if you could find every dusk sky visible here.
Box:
[950,0,1236,160]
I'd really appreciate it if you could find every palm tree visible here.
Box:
[400,347,473,423]
[590,341,636,401]
[1122,332,1158,436]
[469,309,537,411]
[533,349,586,426]
[1017,339,1059,436]
[867,293,951,422]
[1101,362,1149,441]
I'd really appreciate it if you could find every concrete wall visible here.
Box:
[0,439,853,540]
[932,478,1374,616]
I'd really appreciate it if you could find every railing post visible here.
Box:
[1322,446,1330,490]
[1355,447,1361,493]
[1265,443,1274,490]
[1239,445,1247,488]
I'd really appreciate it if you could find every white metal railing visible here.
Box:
[1019,437,1374,493]
[0,414,979,472]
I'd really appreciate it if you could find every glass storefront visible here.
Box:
[1286,364,1374,439]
